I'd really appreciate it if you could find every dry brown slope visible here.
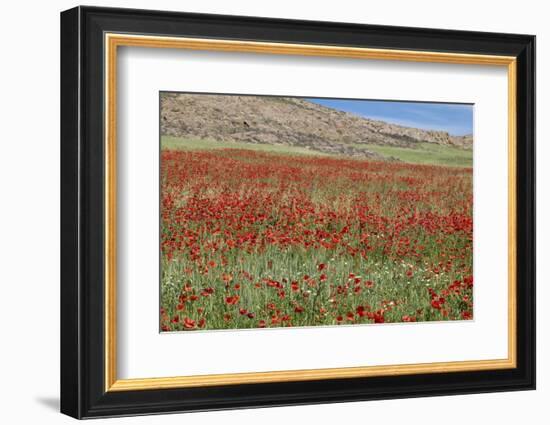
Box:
[161,93,472,159]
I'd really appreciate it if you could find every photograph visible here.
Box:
[159,92,474,331]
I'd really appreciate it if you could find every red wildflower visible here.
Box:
[431,299,442,309]
[461,311,472,320]
[183,317,195,329]
[402,315,416,322]
[369,310,385,323]
[201,287,214,297]
[225,295,240,305]
[356,305,368,317]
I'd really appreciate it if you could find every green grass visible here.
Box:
[162,136,330,157]
[162,136,473,167]
[357,143,472,167]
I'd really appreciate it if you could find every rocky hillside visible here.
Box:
[161,93,472,159]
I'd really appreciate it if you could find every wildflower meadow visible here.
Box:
[160,146,473,331]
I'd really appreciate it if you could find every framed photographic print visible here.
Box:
[60,6,536,419]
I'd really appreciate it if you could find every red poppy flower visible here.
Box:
[431,299,442,309]
[373,312,385,323]
[225,295,240,305]
[201,287,214,297]
[183,317,196,329]
[461,311,473,320]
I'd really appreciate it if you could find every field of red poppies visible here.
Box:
[160,147,473,331]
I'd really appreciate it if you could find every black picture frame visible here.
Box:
[61,5,535,419]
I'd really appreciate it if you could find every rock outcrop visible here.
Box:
[161,93,472,159]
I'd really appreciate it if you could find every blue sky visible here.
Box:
[307,98,473,136]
